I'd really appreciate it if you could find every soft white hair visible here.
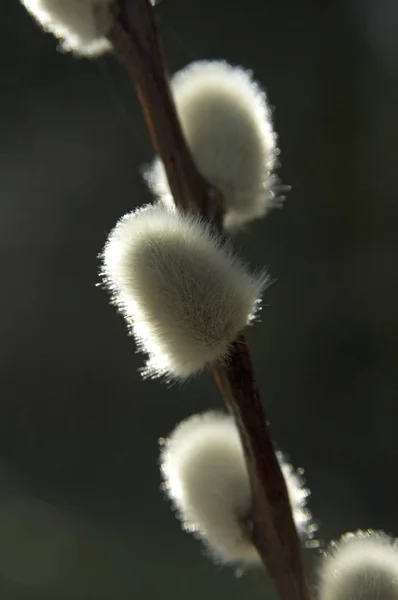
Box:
[144,60,286,230]
[277,452,313,540]
[101,203,266,380]
[318,530,398,600]
[20,0,114,56]
[160,411,312,565]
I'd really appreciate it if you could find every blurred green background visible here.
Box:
[1,0,397,598]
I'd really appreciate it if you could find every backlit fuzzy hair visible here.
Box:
[101,203,266,380]
[318,530,398,600]
[160,411,313,565]
[21,0,114,56]
[144,60,288,230]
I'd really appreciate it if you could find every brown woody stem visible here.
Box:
[214,338,311,600]
[107,2,215,215]
[108,2,312,600]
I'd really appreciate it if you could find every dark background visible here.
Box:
[1,0,397,598]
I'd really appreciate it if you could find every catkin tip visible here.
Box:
[21,0,114,56]
[318,530,398,600]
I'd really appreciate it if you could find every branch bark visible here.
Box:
[214,339,310,600]
[107,3,312,600]
[107,2,221,218]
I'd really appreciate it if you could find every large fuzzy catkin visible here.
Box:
[20,0,114,56]
[318,531,398,600]
[101,203,266,380]
[160,412,313,566]
[144,60,286,230]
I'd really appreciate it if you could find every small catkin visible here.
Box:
[318,530,398,600]
[144,60,287,230]
[160,411,313,565]
[101,203,266,380]
[20,0,114,56]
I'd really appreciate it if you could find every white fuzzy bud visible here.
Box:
[20,0,114,56]
[318,530,398,600]
[101,203,266,380]
[144,60,286,230]
[160,411,312,565]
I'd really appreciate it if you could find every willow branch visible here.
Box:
[107,3,312,600]
[213,339,310,600]
[107,2,222,219]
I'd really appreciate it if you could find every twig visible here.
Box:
[107,2,312,600]
[107,2,219,217]
[214,339,311,600]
